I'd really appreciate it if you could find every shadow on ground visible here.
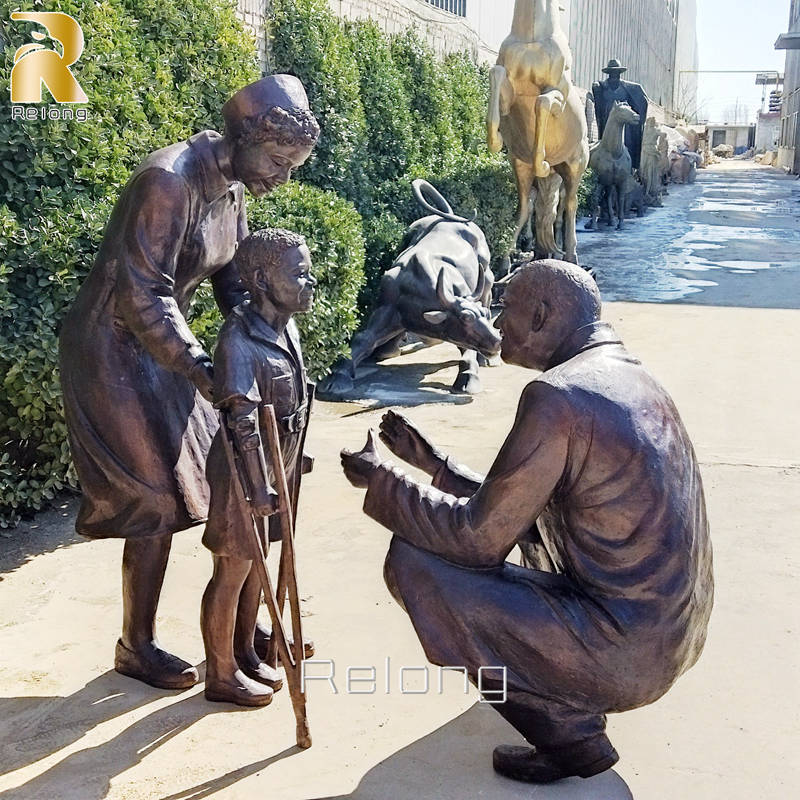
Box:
[0,670,297,800]
[0,496,81,576]
[317,704,633,800]
[321,352,476,412]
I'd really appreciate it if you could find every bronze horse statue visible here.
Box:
[487,0,589,263]
[585,102,640,231]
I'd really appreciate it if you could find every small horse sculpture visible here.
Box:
[487,0,589,263]
[585,102,640,231]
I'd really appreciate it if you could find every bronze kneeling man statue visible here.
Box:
[342,259,713,783]
[201,229,316,707]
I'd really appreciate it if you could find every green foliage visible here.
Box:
[190,183,365,380]
[348,20,417,204]
[359,211,408,310]
[577,167,598,217]
[0,0,259,526]
[269,0,369,204]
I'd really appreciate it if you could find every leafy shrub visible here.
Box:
[359,211,408,311]
[270,4,513,308]
[190,183,365,379]
[428,155,518,271]
[577,167,598,217]
[348,20,417,207]
[269,0,369,205]
[0,0,259,526]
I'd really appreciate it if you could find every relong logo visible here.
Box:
[10,11,87,104]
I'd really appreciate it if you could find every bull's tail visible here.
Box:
[412,180,476,224]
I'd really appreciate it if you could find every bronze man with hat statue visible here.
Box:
[591,58,649,170]
[59,75,320,690]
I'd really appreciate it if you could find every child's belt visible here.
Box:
[279,402,308,434]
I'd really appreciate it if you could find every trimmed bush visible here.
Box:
[269,0,369,205]
[190,183,366,379]
[0,0,259,526]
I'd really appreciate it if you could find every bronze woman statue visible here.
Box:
[58,75,319,690]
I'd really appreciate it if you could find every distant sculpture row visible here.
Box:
[487,1,702,255]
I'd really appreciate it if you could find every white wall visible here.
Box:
[674,0,700,120]
[756,113,781,152]
[465,1,572,61]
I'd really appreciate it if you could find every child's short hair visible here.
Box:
[235,228,307,286]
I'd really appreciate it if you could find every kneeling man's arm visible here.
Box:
[363,382,570,568]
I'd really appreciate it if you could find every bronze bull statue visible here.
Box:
[320,181,500,398]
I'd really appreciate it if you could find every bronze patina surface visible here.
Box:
[342,259,713,783]
[58,75,319,690]
[591,58,649,170]
[201,228,316,708]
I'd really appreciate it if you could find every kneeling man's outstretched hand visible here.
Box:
[341,429,383,488]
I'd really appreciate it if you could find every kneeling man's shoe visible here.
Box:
[493,742,619,784]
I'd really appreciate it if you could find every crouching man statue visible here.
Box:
[341,259,713,784]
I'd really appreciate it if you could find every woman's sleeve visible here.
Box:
[115,168,209,376]
[211,185,249,317]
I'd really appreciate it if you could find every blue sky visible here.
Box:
[696,0,790,123]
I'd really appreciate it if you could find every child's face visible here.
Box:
[263,244,316,314]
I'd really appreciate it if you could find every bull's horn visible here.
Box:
[474,267,487,300]
[436,269,457,308]
[412,179,472,224]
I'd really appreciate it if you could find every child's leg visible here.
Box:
[234,563,283,689]
[201,554,274,706]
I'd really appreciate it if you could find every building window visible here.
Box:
[423,0,467,18]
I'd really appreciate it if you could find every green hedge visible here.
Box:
[0,0,260,526]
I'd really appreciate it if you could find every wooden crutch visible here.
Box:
[266,385,315,667]
[219,407,311,749]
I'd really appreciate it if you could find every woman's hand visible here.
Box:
[189,357,214,403]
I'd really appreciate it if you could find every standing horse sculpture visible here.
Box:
[487,0,589,264]
[585,102,640,231]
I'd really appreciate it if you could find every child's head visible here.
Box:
[235,228,316,314]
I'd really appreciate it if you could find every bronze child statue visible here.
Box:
[200,229,316,707]
[58,76,319,691]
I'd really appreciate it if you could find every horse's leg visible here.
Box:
[533,89,564,178]
[533,177,562,259]
[488,65,513,153]
[606,185,616,227]
[554,163,580,264]
[522,188,535,252]
[512,157,536,251]
[616,180,627,230]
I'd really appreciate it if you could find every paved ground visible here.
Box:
[579,161,800,309]
[1,162,799,799]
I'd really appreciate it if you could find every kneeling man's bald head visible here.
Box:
[497,260,602,371]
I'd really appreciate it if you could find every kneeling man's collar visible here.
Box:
[548,322,623,369]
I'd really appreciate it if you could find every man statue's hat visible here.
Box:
[602,58,628,75]
[223,74,311,136]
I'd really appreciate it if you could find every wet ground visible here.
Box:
[578,162,800,309]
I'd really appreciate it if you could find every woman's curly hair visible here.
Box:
[235,106,320,149]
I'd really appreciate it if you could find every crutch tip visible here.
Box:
[296,732,312,749]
